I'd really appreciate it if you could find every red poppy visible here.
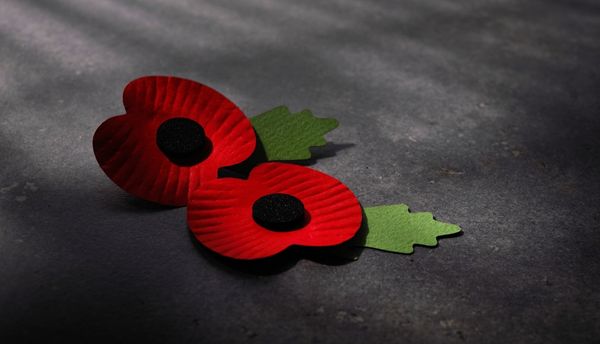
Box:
[188,162,363,260]
[93,76,256,206]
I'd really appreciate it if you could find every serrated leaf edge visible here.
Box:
[251,105,339,161]
[362,204,462,255]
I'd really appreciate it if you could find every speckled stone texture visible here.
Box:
[1,0,599,343]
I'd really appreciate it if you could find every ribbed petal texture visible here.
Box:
[188,163,363,260]
[93,76,256,206]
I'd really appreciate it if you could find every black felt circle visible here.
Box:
[252,193,307,231]
[156,117,207,163]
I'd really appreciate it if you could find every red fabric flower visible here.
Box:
[188,162,363,260]
[93,76,256,206]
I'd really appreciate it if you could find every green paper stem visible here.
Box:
[251,106,339,161]
[362,204,461,254]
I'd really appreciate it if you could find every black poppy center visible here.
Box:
[156,118,210,166]
[252,193,307,231]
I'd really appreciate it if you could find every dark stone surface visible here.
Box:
[1,0,599,343]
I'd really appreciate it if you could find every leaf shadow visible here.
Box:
[287,142,356,166]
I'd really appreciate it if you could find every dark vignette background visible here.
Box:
[1,0,599,343]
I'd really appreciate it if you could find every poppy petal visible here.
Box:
[188,163,362,259]
[93,76,256,206]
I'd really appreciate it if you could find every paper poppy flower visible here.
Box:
[93,76,256,206]
[188,162,363,260]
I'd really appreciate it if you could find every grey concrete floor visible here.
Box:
[1,0,599,343]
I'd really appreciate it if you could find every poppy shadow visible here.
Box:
[187,209,368,276]
[188,229,299,275]
[103,191,181,213]
[219,130,268,179]
[301,207,368,264]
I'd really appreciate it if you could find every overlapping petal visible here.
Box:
[93,76,256,206]
[188,163,363,259]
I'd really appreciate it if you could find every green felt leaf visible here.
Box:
[363,204,461,254]
[250,106,339,161]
